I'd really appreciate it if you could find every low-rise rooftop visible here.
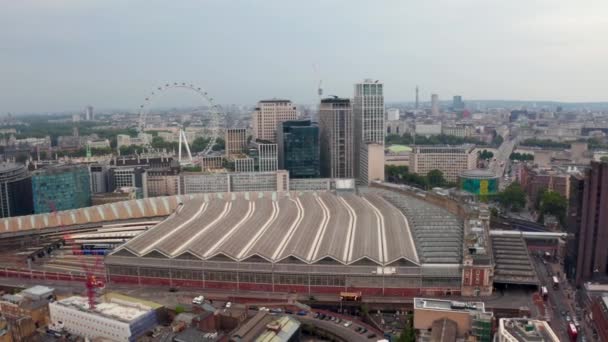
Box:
[499,318,559,341]
[414,298,485,314]
[55,295,155,323]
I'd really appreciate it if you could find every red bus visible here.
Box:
[540,286,548,300]
[567,323,578,342]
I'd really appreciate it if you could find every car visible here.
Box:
[330,316,336,321]
[565,315,571,322]
[335,318,341,324]
[561,310,567,316]
[324,315,332,320]
[270,308,283,313]
[343,321,353,327]
[225,302,232,309]
[355,327,363,333]
[285,309,293,314]
[359,328,368,334]
[249,305,259,311]
[297,310,307,316]
[367,333,377,339]
[313,312,320,318]
[260,307,270,312]
[318,313,326,319]
[192,295,205,305]
[168,287,178,292]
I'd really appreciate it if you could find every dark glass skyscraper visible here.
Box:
[0,163,33,217]
[277,120,320,178]
[568,161,608,285]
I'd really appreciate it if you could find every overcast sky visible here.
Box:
[2,0,608,113]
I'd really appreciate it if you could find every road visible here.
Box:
[531,254,591,341]
[490,136,516,191]
[298,315,377,342]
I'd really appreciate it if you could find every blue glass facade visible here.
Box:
[32,166,91,213]
[278,120,320,178]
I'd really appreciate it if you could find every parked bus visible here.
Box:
[552,276,559,289]
[567,323,578,342]
[540,286,548,300]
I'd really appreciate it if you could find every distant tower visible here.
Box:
[85,105,94,121]
[252,100,297,142]
[353,79,385,183]
[415,86,419,109]
[319,97,354,178]
[431,94,439,116]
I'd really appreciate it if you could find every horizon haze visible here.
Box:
[2,0,608,113]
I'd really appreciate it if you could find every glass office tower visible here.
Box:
[277,120,320,178]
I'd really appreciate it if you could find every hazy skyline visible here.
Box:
[2,0,608,113]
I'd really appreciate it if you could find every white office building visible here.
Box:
[257,143,278,172]
[431,94,439,116]
[387,108,400,121]
[252,99,297,143]
[415,122,442,136]
[234,157,256,173]
[410,145,477,182]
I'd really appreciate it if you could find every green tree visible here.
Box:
[539,191,567,223]
[397,313,415,342]
[212,137,225,151]
[191,137,210,153]
[510,152,534,161]
[427,169,446,188]
[478,150,494,160]
[521,138,570,149]
[119,145,139,155]
[492,134,504,147]
[497,182,527,211]
[384,165,428,189]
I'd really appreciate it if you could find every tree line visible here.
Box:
[385,165,453,189]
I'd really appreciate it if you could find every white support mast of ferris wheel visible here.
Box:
[177,128,193,164]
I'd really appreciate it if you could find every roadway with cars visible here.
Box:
[532,253,591,341]
[490,136,517,191]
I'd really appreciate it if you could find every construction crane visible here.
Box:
[47,199,106,309]
[81,256,105,310]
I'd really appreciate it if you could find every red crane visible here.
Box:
[46,199,106,309]
[80,255,106,309]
